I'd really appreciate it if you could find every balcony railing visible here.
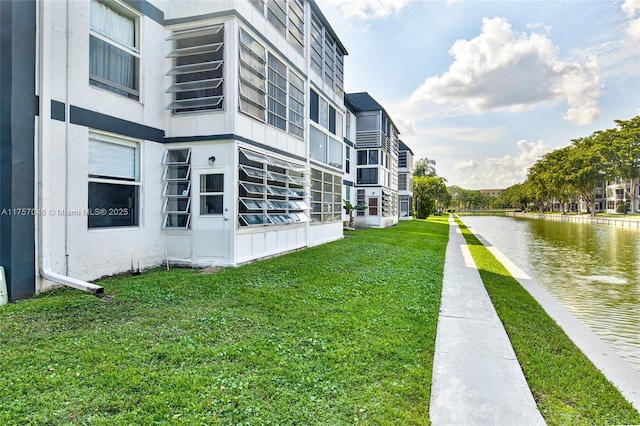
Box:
[355,130,399,155]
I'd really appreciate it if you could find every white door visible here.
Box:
[193,170,230,262]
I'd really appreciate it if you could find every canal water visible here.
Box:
[460,215,640,373]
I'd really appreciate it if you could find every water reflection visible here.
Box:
[462,216,640,372]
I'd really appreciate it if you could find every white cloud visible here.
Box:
[453,139,552,189]
[407,17,601,125]
[622,0,640,39]
[318,0,411,20]
[454,159,479,171]
[419,126,508,144]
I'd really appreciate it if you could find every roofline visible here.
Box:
[345,92,400,135]
[308,0,348,55]
[399,140,414,155]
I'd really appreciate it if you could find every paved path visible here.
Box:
[429,217,545,425]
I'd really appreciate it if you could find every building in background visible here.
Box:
[398,140,414,220]
[345,92,400,228]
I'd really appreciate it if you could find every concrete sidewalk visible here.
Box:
[429,217,545,425]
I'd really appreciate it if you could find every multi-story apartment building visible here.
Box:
[398,140,414,219]
[342,105,357,224]
[0,0,347,300]
[344,92,400,228]
[577,179,639,214]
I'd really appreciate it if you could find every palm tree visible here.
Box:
[414,157,437,177]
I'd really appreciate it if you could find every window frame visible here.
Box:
[310,167,342,223]
[238,148,309,228]
[88,131,141,229]
[357,167,378,185]
[163,148,192,229]
[89,0,140,100]
[368,197,379,216]
[166,24,225,114]
[199,173,224,216]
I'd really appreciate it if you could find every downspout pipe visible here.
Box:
[37,0,103,296]
[40,269,104,295]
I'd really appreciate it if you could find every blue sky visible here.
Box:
[316,0,640,189]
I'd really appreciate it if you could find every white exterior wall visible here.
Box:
[33,0,349,291]
[37,0,168,288]
[236,226,307,264]
[354,187,399,228]
[307,222,343,246]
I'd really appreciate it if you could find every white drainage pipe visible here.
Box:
[40,268,104,295]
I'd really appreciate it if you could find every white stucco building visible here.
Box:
[0,0,348,299]
[398,140,414,220]
[344,92,400,228]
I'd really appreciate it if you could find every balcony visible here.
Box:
[355,130,398,155]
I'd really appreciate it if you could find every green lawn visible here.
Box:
[456,218,640,425]
[0,218,448,425]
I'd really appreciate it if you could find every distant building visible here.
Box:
[479,189,504,197]
[345,92,400,228]
[398,141,414,219]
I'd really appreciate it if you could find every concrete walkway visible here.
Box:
[429,217,545,425]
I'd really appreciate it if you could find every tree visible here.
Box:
[343,199,366,228]
[564,135,607,216]
[536,147,575,214]
[492,183,530,210]
[525,159,552,213]
[414,176,448,218]
[414,157,438,177]
[599,116,640,213]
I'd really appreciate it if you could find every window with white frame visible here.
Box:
[345,146,351,173]
[288,71,305,138]
[89,0,139,100]
[382,190,392,216]
[335,49,344,99]
[267,0,287,36]
[310,126,343,170]
[309,11,344,96]
[166,24,224,113]
[309,89,341,137]
[310,126,327,164]
[267,54,288,131]
[356,189,365,217]
[398,173,407,191]
[250,0,305,54]
[239,28,267,121]
[238,149,309,227]
[324,33,334,87]
[163,148,191,229]
[238,31,304,139]
[310,17,323,76]
[310,168,342,223]
[200,174,224,215]
[357,168,378,185]
[88,132,140,228]
[398,151,407,168]
[357,149,379,166]
[327,137,343,169]
[288,0,304,54]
